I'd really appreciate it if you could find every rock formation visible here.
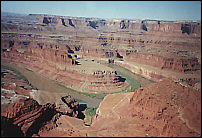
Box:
[1,68,86,137]
[126,52,200,73]
[1,95,85,137]
[1,38,127,93]
[26,43,76,65]
[87,79,201,137]
[1,116,24,137]
[128,79,201,136]
[1,13,201,137]
[36,16,201,36]
[2,98,58,137]
[57,95,85,119]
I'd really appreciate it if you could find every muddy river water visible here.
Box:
[2,61,153,108]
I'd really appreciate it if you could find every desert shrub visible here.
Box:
[84,107,97,125]
[85,107,97,117]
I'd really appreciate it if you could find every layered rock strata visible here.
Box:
[87,79,201,137]
[80,47,200,73]
[1,39,127,93]
[2,98,58,137]
[1,67,37,113]
[37,16,201,36]
[1,96,85,137]
[58,95,85,119]
[128,79,201,136]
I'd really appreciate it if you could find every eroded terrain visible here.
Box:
[1,13,201,137]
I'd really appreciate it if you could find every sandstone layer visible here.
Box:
[85,78,201,137]
[36,16,201,36]
[1,13,201,137]
[1,96,87,137]
[1,39,127,93]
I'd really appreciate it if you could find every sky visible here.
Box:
[1,1,201,21]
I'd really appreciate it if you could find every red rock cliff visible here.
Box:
[129,79,201,136]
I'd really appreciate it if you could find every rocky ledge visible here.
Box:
[1,95,85,137]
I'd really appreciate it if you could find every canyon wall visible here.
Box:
[128,79,201,136]
[1,14,201,90]
[126,52,200,73]
[80,47,200,73]
[89,79,201,137]
[1,39,127,93]
[1,39,76,65]
[37,16,201,35]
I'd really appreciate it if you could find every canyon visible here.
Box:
[1,13,201,137]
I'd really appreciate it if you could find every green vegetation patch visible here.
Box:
[116,71,141,92]
[2,65,28,82]
[55,61,157,101]
[25,68,34,72]
[2,64,40,90]
[157,47,180,52]
[55,82,107,100]
[108,63,156,83]
[84,107,97,125]
[85,107,97,117]
[74,98,88,103]
[79,92,107,100]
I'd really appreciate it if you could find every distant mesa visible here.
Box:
[34,14,201,35]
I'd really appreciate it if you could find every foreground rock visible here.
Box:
[128,79,201,137]
[86,78,201,137]
[1,98,58,137]
[1,79,201,137]
[57,95,85,119]
[1,97,86,137]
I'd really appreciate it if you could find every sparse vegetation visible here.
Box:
[54,61,155,100]
[2,65,28,82]
[74,98,88,103]
[157,47,180,52]
[85,107,97,117]
[25,68,34,72]
[2,64,40,90]
[55,82,107,99]
[79,92,107,99]
[108,63,156,83]
[84,107,97,125]
[116,70,141,92]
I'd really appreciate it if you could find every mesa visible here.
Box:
[1,7,201,137]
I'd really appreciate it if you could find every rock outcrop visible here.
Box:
[80,47,200,73]
[1,95,85,137]
[87,79,201,137]
[128,79,201,136]
[1,13,201,137]
[2,98,58,137]
[126,52,200,73]
[37,16,201,35]
[1,39,127,93]
[26,43,76,65]
[57,95,85,119]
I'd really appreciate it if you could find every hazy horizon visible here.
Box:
[1,1,201,21]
